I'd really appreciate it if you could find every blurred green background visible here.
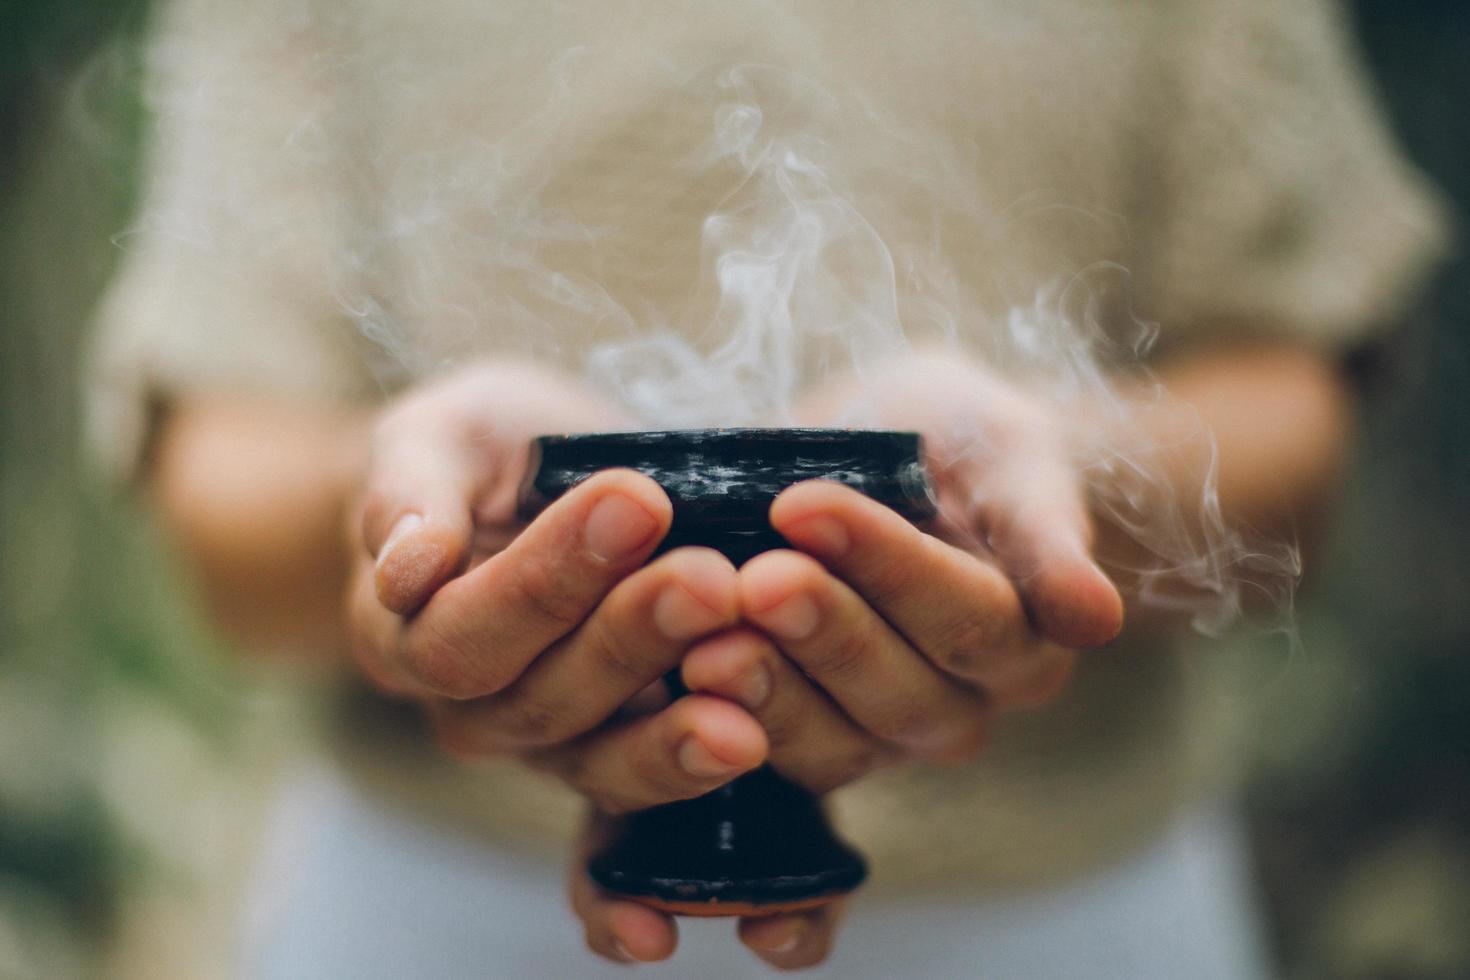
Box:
[1,2,1467,977]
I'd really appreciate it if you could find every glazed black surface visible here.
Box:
[588,767,867,908]
[520,428,934,531]
[517,428,936,909]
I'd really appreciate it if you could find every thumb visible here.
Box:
[361,418,483,616]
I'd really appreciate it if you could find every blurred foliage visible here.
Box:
[0,1,1467,978]
[1242,2,1470,979]
[1,0,255,974]
[0,0,149,181]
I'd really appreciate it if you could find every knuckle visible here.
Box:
[803,640,867,683]
[799,621,874,683]
[861,539,931,607]
[498,694,572,747]
[931,618,1001,676]
[505,553,589,632]
[756,694,804,749]
[586,614,656,684]
[403,623,497,700]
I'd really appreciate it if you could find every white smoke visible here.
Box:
[586,65,910,426]
[119,9,1301,638]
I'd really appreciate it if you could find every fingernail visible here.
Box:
[678,737,741,779]
[762,919,807,954]
[611,939,637,963]
[585,493,661,561]
[786,515,849,556]
[654,585,728,640]
[755,594,819,640]
[376,513,423,570]
[729,664,771,711]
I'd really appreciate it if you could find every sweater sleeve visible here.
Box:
[1135,0,1450,351]
[84,0,377,484]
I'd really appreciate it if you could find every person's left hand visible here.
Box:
[570,351,1125,969]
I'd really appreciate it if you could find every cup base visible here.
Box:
[586,766,867,917]
[626,892,850,918]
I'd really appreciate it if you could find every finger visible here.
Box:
[396,469,671,699]
[738,901,846,970]
[738,550,990,763]
[682,629,896,793]
[361,414,487,615]
[989,644,1078,708]
[569,816,677,963]
[955,452,1124,648]
[432,548,738,752]
[771,482,1070,705]
[526,695,767,815]
[346,556,427,697]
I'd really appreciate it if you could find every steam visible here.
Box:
[997,283,1303,638]
[587,66,910,426]
[121,16,1301,638]
[562,62,1299,637]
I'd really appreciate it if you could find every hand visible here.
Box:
[569,352,1125,970]
[345,361,771,812]
[354,361,819,966]
[682,351,1125,793]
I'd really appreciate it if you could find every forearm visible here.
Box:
[1092,340,1356,622]
[149,394,370,656]
[144,343,1352,653]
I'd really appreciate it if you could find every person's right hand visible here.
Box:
[345,361,770,815]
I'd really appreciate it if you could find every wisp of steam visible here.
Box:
[124,21,1300,642]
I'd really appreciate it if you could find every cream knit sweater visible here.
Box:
[89,0,1445,888]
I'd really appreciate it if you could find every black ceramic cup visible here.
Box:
[517,428,935,916]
